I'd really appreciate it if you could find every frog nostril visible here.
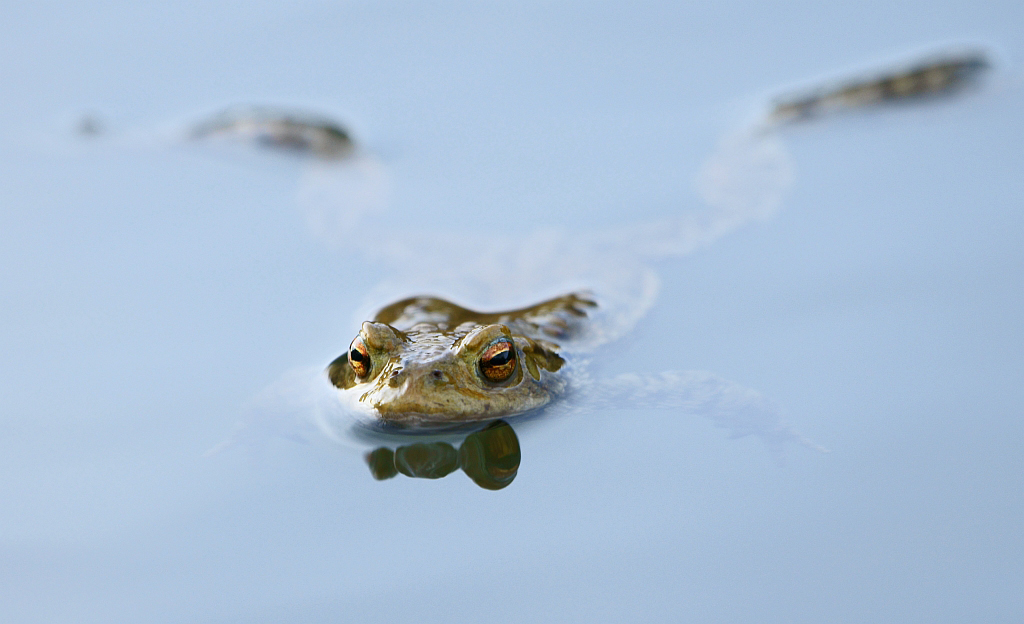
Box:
[387,367,404,388]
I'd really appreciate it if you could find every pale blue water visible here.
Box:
[2,1,1022,622]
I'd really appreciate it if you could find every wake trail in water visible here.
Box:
[219,46,993,457]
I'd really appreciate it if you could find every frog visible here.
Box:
[319,289,823,459]
[326,293,595,427]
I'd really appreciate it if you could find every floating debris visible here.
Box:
[76,113,104,137]
[770,49,990,123]
[190,107,355,159]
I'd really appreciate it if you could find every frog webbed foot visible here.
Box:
[512,292,598,341]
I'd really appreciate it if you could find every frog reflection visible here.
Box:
[365,420,521,490]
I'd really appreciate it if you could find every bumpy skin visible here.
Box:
[328,294,595,426]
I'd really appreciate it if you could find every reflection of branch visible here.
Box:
[366,420,521,490]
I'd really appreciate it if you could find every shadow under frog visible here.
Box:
[365,420,521,490]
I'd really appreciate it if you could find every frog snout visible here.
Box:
[387,365,452,389]
[387,367,405,388]
[428,369,451,384]
[409,366,453,388]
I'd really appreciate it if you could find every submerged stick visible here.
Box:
[769,49,990,124]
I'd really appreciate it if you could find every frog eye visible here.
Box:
[479,339,516,383]
[348,337,372,379]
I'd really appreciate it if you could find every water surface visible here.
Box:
[1,1,1022,622]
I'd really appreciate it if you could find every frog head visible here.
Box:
[328,321,564,427]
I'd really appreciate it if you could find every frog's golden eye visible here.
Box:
[348,337,372,379]
[479,339,516,383]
